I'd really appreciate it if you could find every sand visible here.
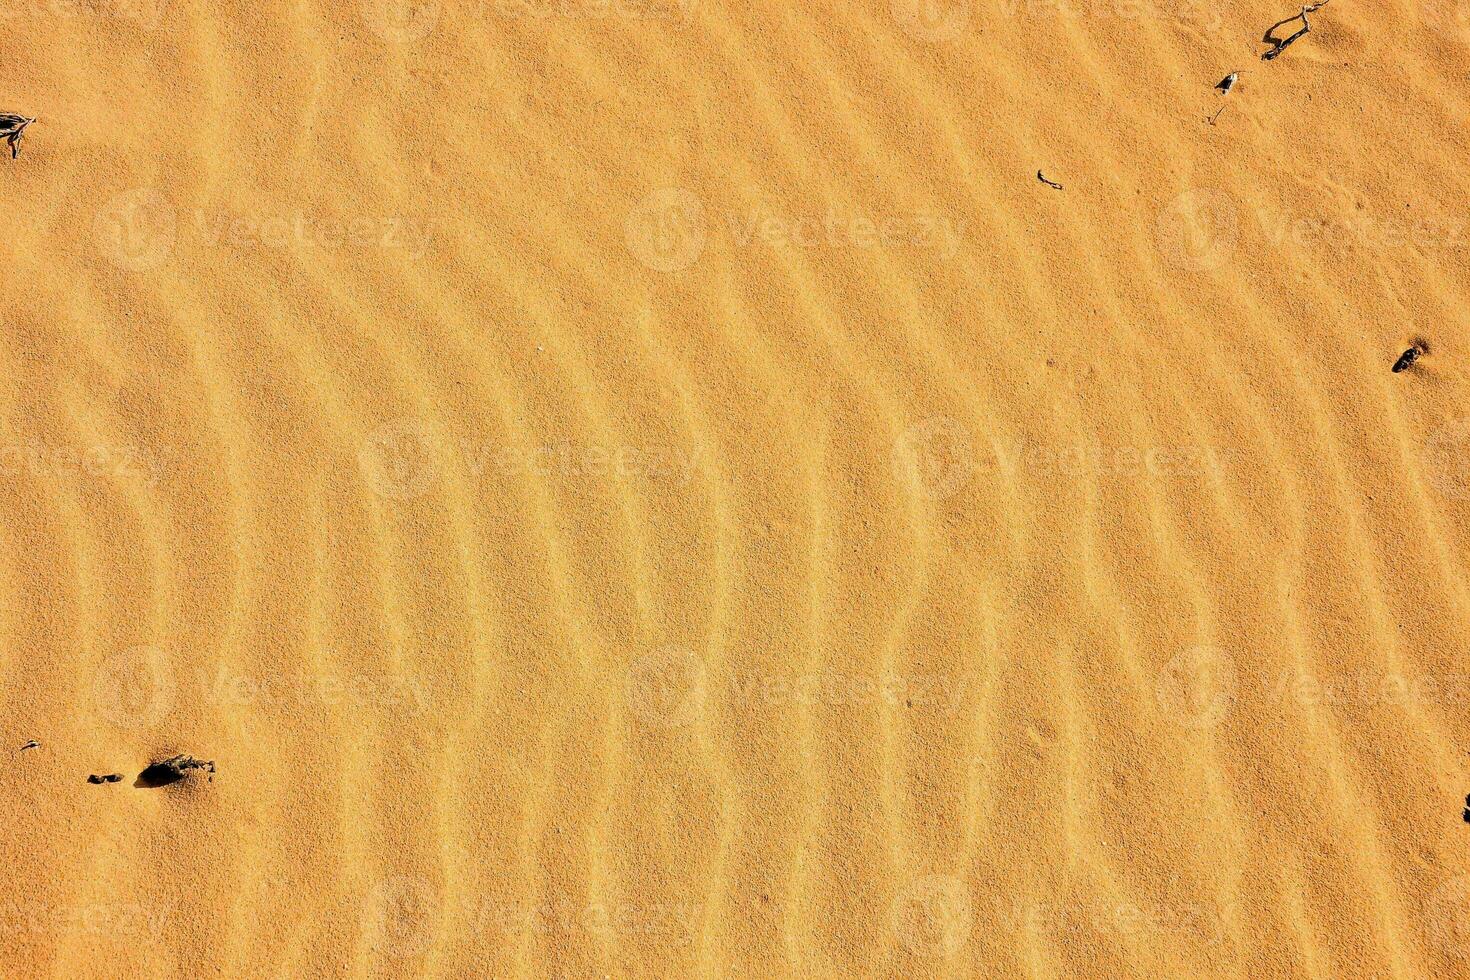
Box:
[2,0,1470,976]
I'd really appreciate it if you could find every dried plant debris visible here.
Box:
[139,754,216,787]
[0,114,35,159]
[1037,170,1063,190]
[1216,72,1239,94]
[18,740,39,752]
[88,773,123,784]
[1262,1,1333,61]
[1393,339,1428,372]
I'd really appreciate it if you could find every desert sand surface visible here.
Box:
[3,0,1470,976]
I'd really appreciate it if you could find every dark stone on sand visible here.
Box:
[1392,347,1421,372]
[137,754,216,788]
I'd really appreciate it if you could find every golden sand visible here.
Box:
[3,0,1470,975]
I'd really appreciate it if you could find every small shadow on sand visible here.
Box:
[133,755,215,788]
[134,763,186,788]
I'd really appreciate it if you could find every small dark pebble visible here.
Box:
[88,773,122,784]
[1463,793,1469,823]
[138,754,216,787]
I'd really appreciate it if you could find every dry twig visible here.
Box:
[1262,0,1332,61]
[0,114,34,159]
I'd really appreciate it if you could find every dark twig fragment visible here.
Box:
[0,114,35,159]
[1262,0,1332,61]
[18,740,39,752]
[1037,170,1063,190]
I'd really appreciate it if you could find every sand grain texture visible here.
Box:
[2,0,1470,976]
